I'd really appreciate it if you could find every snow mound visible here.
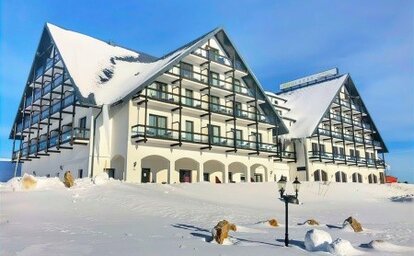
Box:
[93,173,109,185]
[328,238,362,255]
[2,174,64,191]
[366,240,413,252]
[304,229,332,252]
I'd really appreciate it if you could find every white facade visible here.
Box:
[12,24,386,185]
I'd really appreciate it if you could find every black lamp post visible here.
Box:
[277,176,301,247]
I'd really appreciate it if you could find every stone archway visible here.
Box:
[250,164,268,182]
[175,157,200,183]
[141,155,170,183]
[228,162,248,183]
[110,155,125,180]
[203,160,225,183]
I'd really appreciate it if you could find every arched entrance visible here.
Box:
[110,155,125,180]
[228,162,248,183]
[250,164,267,182]
[141,155,170,183]
[175,158,199,183]
[203,160,224,183]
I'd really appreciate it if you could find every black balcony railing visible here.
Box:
[308,150,385,167]
[16,93,75,133]
[131,124,294,157]
[191,48,247,73]
[167,66,253,97]
[143,87,270,124]
[13,127,90,160]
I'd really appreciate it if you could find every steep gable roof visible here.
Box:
[46,23,218,105]
[46,23,288,134]
[277,74,348,138]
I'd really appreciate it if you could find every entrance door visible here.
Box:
[203,173,210,182]
[179,169,192,183]
[105,168,115,179]
[254,173,263,182]
[141,168,151,183]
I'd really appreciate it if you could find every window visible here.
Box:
[333,146,339,157]
[365,152,370,160]
[319,144,326,154]
[79,117,87,129]
[180,62,193,79]
[184,89,193,106]
[208,47,220,62]
[312,143,319,155]
[350,149,355,160]
[234,79,241,93]
[235,102,242,117]
[251,132,262,143]
[209,125,221,144]
[148,114,167,136]
[210,95,220,112]
[232,129,243,146]
[78,169,83,178]
[210,71,219,86]
[339,147,345,157]
[184,121,194,141]
[149,82,168,100]
[356,150,360,160]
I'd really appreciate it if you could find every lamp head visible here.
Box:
[277,176,287,192]
[293,177,301,193]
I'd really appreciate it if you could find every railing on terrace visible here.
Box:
[167,66,253,97]
[131,124,288,155]
[142,87,270,123]
[16,93,75,132]
[308,151,385,167]
[191,48,246,72]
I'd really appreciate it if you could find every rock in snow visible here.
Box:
[304,229,332,252]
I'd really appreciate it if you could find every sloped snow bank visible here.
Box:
[366,240,413,252]
[1,174,64,191]
[328,238,362,255]
[304,229,332,252]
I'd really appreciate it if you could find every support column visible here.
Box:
[246,165,251,183]
[198,163,204,182]
[224,164,229,184]
[169,160,174,184]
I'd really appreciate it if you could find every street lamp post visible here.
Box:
[277,176,301,247]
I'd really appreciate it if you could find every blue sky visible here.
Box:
[1,0,413,182]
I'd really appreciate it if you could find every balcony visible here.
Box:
[309,151,385,168]
[191,48,247,74]
[131,124,282,155]
[16,93,75,133]
[12,127,90,160]
[141,88,271,124]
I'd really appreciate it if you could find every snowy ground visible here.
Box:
[1,177,413,256]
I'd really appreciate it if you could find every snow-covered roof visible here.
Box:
[277,74,348,139]
[47,23,217,105]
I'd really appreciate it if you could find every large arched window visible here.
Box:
[335,171,347,183]
[314,169,328,182]
[368,174,378,184]
[352,173,363,183]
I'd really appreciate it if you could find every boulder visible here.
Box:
[21,174,37,190]
[63,171,75,188]
[211,220,237,244]
[306,219,320,226]
[268,219,279,227]
[343,216,363,232]
[304,229,332,252]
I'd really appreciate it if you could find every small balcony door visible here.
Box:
[185,121,194,141]
[148,114,167,136]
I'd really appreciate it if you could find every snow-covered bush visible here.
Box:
[304,229,332,252]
